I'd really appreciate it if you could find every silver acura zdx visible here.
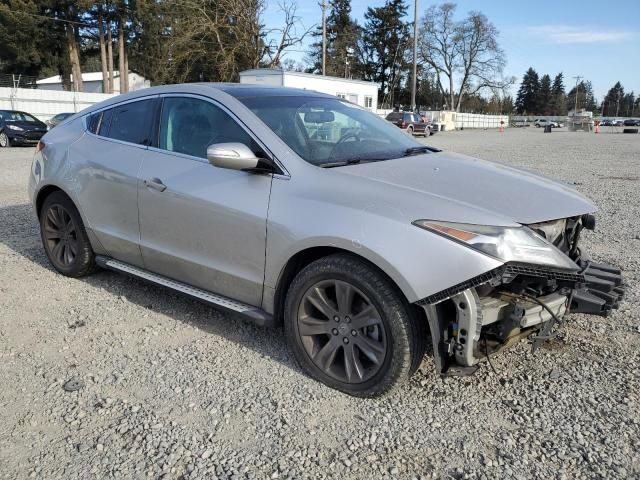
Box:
[29,84,625,397]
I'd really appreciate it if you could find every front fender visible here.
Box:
[264,176,503,305]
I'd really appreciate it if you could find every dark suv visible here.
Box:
[0,110,48,147]
[385,111,431,136]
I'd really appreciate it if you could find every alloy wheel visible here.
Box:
[43,204,79,267]
[0,132,8,147]
[297,279,387,384]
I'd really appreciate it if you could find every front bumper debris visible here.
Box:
[571,260,625,316]
[417,258,625,377]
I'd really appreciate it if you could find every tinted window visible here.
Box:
[87,112,101,134]
[98,109,113,136]
[158,97,260,159]
[386,112,401,121]
[105,99,155,145]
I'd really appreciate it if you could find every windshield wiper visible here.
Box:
[403,146,432,156]
[320,158,365,168]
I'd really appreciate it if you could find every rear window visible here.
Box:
[386,113,401,121]
[101,99,156,145]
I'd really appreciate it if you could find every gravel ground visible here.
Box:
[0,128,638,479]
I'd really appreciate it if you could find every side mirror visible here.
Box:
[206,142,260,171]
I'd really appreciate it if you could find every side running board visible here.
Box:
[95,256,275,328]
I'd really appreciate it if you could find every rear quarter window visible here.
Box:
[103,99,156,145]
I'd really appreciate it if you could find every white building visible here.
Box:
[239,69,379,111]
[36,71,150,94]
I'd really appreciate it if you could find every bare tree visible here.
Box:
[260,1,312,68]
[158,0,310,83]
[419,3,513,111]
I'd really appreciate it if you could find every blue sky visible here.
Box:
[263,0,640,100]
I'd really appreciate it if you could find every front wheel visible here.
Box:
[0,132,10,147]
[284,254,426,397]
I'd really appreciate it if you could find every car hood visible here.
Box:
[338,151,596,225]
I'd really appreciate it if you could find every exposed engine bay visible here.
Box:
[417,214,626,375]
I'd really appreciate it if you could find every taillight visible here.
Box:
[400,121,406,128]
[36,141,45,153]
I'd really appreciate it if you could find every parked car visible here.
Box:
[385,111,431,136]
[534,118,562,128]
[623,119,640,126]
[46,112,75,129]
[613,120,625,127]
[599,119,613,127]
[29,84,625,397]
[0,110,48,147]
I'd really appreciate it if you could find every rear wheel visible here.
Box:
[0,132,10,147]
[40,191,95,277]
[284,254,426,397]
[407,125,414,135]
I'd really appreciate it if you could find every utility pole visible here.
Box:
[320,0,327,76]
[572,75,582,113]
[411,0,419,111]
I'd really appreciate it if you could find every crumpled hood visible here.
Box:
[339,151,596,225]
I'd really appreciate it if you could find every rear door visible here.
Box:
[70,97,158,267]
[137,95,272,306]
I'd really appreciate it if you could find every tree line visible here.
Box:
[515,67,639,117]
[0,0,312,93]
[305,1,513,110]
[0,0,515,112]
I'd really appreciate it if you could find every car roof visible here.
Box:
[212,83,335,100]
[79,83,339,117]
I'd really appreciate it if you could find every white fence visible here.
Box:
[453,113,509,129]
[376,108,509,130]
[0,87,116,121]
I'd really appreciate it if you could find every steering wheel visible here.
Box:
[329,130,361,159]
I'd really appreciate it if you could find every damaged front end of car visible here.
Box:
[414,215,625,376]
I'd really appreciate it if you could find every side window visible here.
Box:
[87,112,101,134]
[105,99,155,145]
[159,97,260,159]
[98,108,113,136]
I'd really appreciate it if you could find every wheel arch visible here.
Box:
[271,245,416,325]
[35,184,66,218]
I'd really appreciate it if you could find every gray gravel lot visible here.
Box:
[1,128,639,479]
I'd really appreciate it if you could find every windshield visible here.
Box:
[0,110,39,123]
[239,96,426,167]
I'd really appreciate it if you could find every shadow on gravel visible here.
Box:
[0,202,298,373]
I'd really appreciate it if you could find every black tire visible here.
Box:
[0,131,10,147]
[407,126,414,135]
[284,253,426,397]
[40,191,95,277]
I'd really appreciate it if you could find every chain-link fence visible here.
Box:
[0,74,38,89]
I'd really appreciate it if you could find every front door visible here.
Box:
[138,95,272,306]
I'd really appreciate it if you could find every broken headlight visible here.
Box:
[413,220,578,270]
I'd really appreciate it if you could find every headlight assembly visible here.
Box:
[7,125,24,131]
[413,220,578,270]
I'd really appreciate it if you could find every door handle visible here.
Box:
[143,177,167,192]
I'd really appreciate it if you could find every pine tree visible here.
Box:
[515,67,540,114]
[360,0,410,107]
[567,80,597,113]
[601,81,625,116]
[551,73,566,115]
[306,0,361,77]
[538,74,552,115]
